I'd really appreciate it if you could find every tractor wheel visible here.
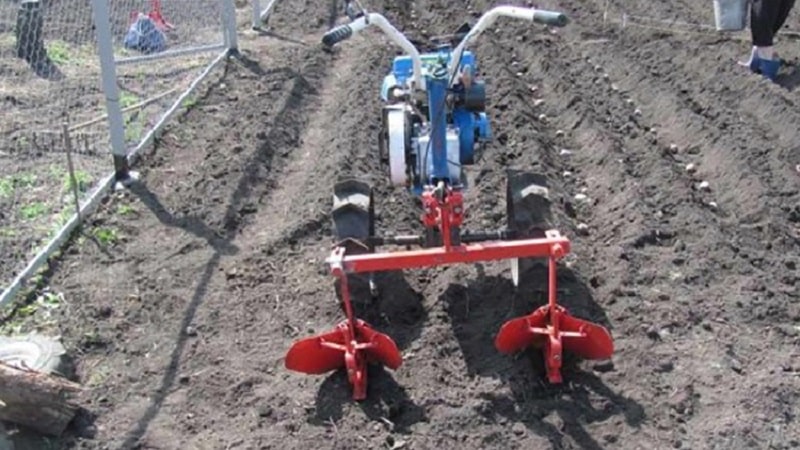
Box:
[506,169,553,237]
[332,178,375,253]
[506,169,554,275]
[332,178,376,307]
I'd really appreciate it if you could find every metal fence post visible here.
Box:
[252,0,261,29]
[90,0,132,184]
[222,0,239,52]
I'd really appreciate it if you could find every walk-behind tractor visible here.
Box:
[285,6,614,400]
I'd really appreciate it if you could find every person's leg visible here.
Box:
[751,0,779,54]
[771,0,796,36]
[749,0,784,79]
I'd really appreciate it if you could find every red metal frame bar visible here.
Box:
[326,230,570,276]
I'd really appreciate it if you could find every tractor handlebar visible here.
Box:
[533,10,569,27]
[321,6,570,90]
[322,13,425,90]
[448,6,569,83]
[322,23,354,47]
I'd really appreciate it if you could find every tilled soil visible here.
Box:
[7,0,799,449]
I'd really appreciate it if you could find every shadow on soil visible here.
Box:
[106,54,320,450]
[128,183,239,256]
[440,263,644,449]
[777,62,800,91]
[312,366,427,434]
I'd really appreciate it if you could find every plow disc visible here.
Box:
[285,320,402,400]
[495,305,614,383]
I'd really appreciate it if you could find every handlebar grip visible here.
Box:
[533,10,568,27]
[322,24,354,47]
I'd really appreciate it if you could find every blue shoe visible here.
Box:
[758,58,781,81]
[749,55,762,73]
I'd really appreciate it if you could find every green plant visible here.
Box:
[17,173,37,186]
[182,96,197,109]
[1,173,38,198]
[93,227,118,246]
[125,113,145,143]
[63,170,92,193]
[48,165,66,179]
[20,202,48,220]
[117,204,136,215]
[46,40,71,65]
[120,91,140,109]
[0,177,11,198]
[14,291,62,318]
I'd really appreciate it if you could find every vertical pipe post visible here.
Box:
[221,0,239,52]
[427,68,450,185]
[252,0,261,29]
[91,0,132,184]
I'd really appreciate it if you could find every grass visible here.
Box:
[182,96,198,109]
[125,113,146,143]
[20,202,48,220]
[120,91,140,109]
[46,40,72,65]
[0,173,38,198]
[93,227,118,246]
[62,169,93,193]
[117,204,136,215]
[44,39,99,68]
[0,289,64,335]
[0,177,12,198]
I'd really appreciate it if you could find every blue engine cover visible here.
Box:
[381,48,492,184]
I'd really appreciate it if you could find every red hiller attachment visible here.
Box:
[285,178,614,399]
[494,245,614,383]
[284,265,402,400]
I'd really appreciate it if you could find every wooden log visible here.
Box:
[0,361,82,436]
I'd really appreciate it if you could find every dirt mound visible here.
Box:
[4,0,798,449]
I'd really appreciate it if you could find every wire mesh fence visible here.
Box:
[0,0,237,304]
[99,0,232,165]
[0,0,110,296]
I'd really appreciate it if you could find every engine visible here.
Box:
[378,46,492,194]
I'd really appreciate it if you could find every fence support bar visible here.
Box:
[253,0,281,28]
[260,0,281,22]
[115,43,226,66]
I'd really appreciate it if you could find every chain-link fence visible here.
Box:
[0,0,237,306]
[0,0,110,304]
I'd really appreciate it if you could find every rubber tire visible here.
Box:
[332,178,376,305]
[0,334,70,376]
[506,169,553,237]
[332,178,375,253]
[506,169,553,275]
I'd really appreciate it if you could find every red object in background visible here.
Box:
[130,0,174,31]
